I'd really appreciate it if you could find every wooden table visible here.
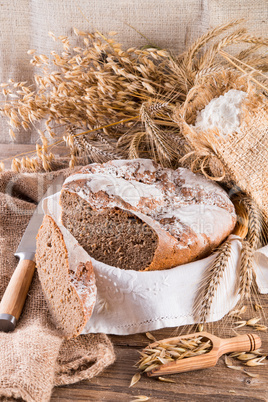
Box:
[2,144,268,402]
[51,300,268,402]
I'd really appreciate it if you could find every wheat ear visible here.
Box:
[128,131,145,159]
[239,240,254,301]
[182,19,244,71]
[194,239,233,323]
[242,196,264,250]
[140,102,178,165]
[198,30,268,70]
[73,135,121,164]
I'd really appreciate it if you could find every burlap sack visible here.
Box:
[175,71,268,222]
[0,0,267,145]
[0,167,115,402]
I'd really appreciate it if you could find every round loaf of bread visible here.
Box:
[36,215,97,338]
[60,159,236,271]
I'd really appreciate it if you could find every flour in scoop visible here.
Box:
[194,89,247,137]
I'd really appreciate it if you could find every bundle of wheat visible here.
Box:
[0,19,266,174]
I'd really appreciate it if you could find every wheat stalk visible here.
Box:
[182,19,245,72]
[239,196,262,249]
[236,44,264,61]
[232,197,249,240]
[128,131,146,159]
[197,29,247,70]
[239,240,254,301]
[73,135,121,164]
[140,102,179,165]
[219,51,268,93]
[232,193,268,249]
[0,21,267,172]
[230,194,265,303]
[198,30,268,70]
[194,239,233,323]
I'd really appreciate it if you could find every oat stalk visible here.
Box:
[0,21,267,171]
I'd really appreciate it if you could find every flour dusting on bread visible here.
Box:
[59,159,236,271]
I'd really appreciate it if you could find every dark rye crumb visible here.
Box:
[61,191,158,271]
[36,215,95,338]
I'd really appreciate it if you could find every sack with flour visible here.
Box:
[175,71,268,222]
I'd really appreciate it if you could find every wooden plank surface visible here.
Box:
[50,307,268,402]
[1,144,268,402]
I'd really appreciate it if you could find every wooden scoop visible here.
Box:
[146,331,261,377]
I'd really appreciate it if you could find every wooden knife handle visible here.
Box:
[0,259,36,331]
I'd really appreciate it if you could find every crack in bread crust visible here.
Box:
[60,159,237,271]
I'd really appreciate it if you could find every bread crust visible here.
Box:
[36,215,96,337]
[60,159,237,271]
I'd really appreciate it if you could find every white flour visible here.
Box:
[194,89,247,136]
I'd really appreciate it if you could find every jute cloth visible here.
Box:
[0,166,115,402]
[0,0,267,144]
[176,72,268,222]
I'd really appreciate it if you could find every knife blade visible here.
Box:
[14,173,64,260]
[0,173,65,332]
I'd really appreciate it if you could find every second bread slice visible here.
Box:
[36,215,97,339]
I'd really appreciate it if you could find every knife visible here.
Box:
[0,173,64,332]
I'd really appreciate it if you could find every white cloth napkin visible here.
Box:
[43,193,268,335]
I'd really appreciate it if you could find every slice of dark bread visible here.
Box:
[36,215,96,339]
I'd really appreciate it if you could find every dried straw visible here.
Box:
[136,336,212,374]
[0,19,266,172]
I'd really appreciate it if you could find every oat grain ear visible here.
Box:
[136,335,212,374]
[1,21,267,170]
